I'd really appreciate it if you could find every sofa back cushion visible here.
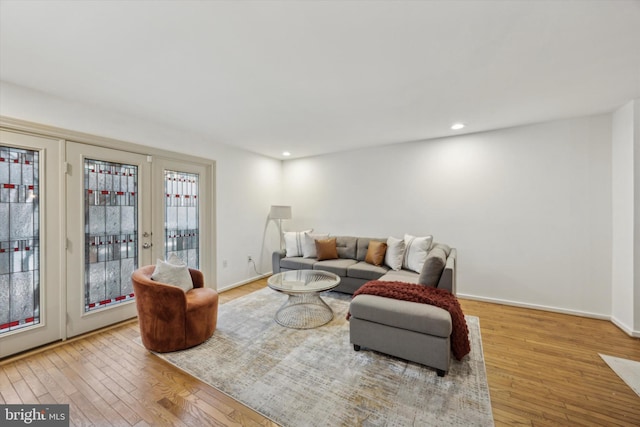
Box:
[335,236,357,259]
[418,246,448,287]
[356,237,386,261]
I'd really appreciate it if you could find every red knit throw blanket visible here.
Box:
[348,281,471,361]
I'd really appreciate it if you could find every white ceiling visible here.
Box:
[1,1,639,159]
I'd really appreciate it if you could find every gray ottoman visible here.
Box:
[349,294,453,376]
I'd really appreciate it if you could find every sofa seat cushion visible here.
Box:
[313,258,357,276]
[347,261,389,281]
[280,257,317,270]
[350,294,451,338]
[379,269,419,284]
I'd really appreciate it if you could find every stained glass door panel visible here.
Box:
[165,170,199,268]
[0,146,40,333]
[84,159,138,312]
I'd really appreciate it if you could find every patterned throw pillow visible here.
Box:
[402,234,433,273]
[283,229,313,257]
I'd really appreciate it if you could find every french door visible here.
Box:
[65,143,213,338]
[0,130,63,357]
[66,142,153,336]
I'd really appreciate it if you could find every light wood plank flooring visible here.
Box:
[1,278,639,426]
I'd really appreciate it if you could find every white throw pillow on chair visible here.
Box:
[151,253,193,292]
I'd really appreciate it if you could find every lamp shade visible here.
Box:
[269,205,292,220]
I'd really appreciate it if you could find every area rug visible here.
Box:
[600,354,640,397]
[150,288,494,426]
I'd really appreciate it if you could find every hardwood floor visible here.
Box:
[1,278,639,426]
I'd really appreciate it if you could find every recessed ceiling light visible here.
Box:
[282,151,291,157]
[451,123,465,130]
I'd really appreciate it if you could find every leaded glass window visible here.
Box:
[84,159,137,312]
[0,146,40,334]
[165,171,199,268]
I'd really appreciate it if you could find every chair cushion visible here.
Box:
[347,261,389,281]
[350,294,451,337]
[314,258,357,276]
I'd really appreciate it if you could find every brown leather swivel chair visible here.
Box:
[131,265,218,352]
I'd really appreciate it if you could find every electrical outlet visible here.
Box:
[247,255,252,263]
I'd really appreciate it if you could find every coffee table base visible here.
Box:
[274,293,334,329]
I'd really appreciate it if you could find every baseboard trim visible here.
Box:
[610,316,640,338]
[218,272,272,293]
[459,293,640,337]
[458,292,611,320]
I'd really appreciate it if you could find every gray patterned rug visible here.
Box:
[150,288,494,426]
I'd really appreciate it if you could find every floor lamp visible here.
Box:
[270,205,292,251]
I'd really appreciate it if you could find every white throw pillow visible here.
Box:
[302,232,330,258]
[385,236,406,271]
[283,229,313,257]
[402,234,433,273]
[151,253,193,292]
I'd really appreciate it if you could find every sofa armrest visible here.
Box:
[437,249,456,295]
[272,249,286,274]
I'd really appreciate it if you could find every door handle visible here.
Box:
[143,242,153,249]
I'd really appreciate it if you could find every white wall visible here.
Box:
[611,101,636,332]
[283,115,613,318]
[0,81,283,289]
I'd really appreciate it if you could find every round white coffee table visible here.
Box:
[267,270,341,329]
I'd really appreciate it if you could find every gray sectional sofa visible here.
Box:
[271,235,459,376]
[271,235,456,294]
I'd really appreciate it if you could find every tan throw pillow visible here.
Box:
[315,238,339,261]
[365,241,388,266]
